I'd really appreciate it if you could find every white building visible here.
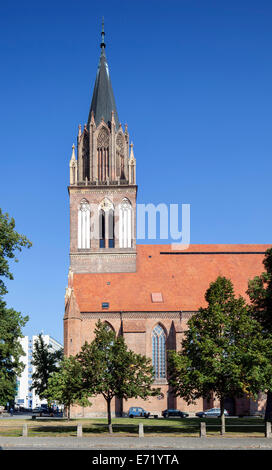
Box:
[15,335,63,409]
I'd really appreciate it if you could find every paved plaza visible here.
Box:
[1,435,272,450]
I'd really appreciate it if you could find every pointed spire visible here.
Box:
[87,20,119,129]
[129,142,135,160]
[111,110,115,127]
[129,142,136,185]
[100,17,106,50]
[70,143,76,162]
[69,144,77,185]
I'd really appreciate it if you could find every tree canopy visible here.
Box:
[0,209,31,406]
[46,356,91,420]
[31,334,63,399]
[77,320,159,429]
[168,276,272,431]
[0,299,28,405]
[247,248,272,421]
[0,208,31,296]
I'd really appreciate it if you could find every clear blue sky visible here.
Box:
[0,0,271,344]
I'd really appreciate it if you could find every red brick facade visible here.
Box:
[63,29,270,418]
[64,244,271,418]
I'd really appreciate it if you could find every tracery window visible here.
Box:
[119,198,132,248]
[104,322,114,332]
[108,208,115,248]
[152,325,166,379]
[97,128,110,181]
[99,209,106,248]
[99,198,115,249]
[116,133,125,179]
[78,199,90,249]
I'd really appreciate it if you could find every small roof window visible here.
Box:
[151,292,163,303]
[102,302,109,309]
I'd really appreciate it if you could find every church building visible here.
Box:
[64,24,270,418]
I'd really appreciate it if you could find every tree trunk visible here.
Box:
[220,398,225,435]
[68,404,71,421]
[265,390,272,422]
[107,399,113,433]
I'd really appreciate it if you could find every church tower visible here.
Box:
[68,21,137,273]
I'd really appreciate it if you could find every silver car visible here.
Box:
[196,407,229,417]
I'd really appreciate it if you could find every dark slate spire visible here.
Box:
[87,20,119,129]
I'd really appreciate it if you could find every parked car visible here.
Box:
[32,406,54,417]
[196,408,229,418]
[128,407,150,418]
[162,409,189,418]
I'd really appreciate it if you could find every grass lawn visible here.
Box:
[0,417,266,438]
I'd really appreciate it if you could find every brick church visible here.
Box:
[64,25,270,418]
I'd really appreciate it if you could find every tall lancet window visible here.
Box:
[152,325,166,379]
[116,133,125,179]
[97,128,110,182]
[99,209,106,248]
[99,198,115,248]
[108,209,115,248]
[78,199,90,249]
[119,198,132,248]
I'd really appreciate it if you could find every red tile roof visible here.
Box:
[73,244,271,312]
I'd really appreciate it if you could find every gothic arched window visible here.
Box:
[116,132,125,179]
[99,198,115,249]
[104,322,115,333]
[82,129,90,180]
[119,198,132,248]
[108,209,115,248]
[78,199,90,249]
[99,209,105,248]
[97,128,110,181]
[152,325,166,379]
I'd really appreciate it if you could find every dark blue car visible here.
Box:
[128,407,150,418]
[162,409,189,418]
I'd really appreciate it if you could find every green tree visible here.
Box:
[168,276,272,433]
[77,320,159,432]
[31,334,63,399]
[46,356,91,420]
[0,299,28,405]
[0,209,31,296]
[247,248,272,421]
[0,209,31,406]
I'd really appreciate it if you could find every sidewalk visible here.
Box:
[1,435,272,450]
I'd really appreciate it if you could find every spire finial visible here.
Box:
[100,17,106,50]
[70,143,76,162]
[130,141,135,160]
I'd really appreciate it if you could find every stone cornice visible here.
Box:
[68,185,137,195]
[70,250,136,256]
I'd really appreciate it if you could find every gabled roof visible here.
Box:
[87,28,119,129]
[72,244,271,313]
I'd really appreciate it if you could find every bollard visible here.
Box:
[139,423,144,438]
[22,423,28,437]
[220,422,226,436]
[77,423,83,438]
[200,422,206,438]
[265,421,272,438]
